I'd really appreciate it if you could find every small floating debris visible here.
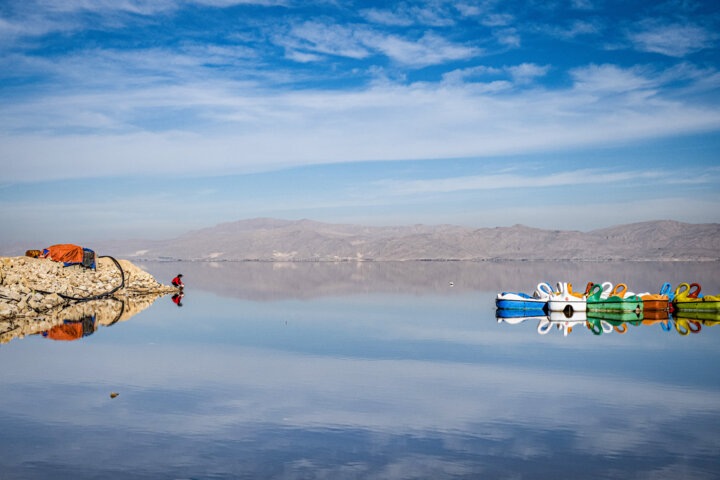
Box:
[110,392,119,399]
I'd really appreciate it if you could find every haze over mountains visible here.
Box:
[81,218,720,262]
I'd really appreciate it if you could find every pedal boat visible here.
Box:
[642,295,670,311]
[635,283,672,311]
[496,282,554,310]
[547,282,586,313]
[673,283,720,313]
[586,283,643,313]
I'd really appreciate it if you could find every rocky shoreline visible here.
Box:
[0,256,177,343]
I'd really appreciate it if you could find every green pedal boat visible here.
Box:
[586,283,643,313]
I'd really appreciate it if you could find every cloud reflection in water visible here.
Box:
[0,261,718,478]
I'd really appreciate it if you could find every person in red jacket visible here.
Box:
[171,274,184,289]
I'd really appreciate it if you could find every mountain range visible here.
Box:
[62,218,720,262]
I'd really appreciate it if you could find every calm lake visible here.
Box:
[1,261,719,479]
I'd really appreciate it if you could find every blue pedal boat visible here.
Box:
[496,283,554,310]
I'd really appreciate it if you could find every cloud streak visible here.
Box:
[377,169,670,195]
[2,58,720,182]
[629,20,717,57]
[277,21,481,66]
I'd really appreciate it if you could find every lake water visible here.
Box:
[1,261,719,479]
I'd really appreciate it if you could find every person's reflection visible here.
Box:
[41,316,96,341]
[172,292,184,307]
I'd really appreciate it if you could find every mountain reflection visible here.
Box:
[138,260,720,301]
[0,294,166,344]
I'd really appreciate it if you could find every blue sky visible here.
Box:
[1,0,719,243]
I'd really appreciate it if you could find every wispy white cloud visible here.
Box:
[278,21,480,66]
[0,12,81,43]
[34,0,178,15]
[33,0,285,15]
[506,62,550,83]
[363,31,481,66]
[455,3,482,17]
[440,63,548,87]
[1,56,719,182]
[279,21,372,60]
[494,27,521,47]
[377,169,669,195]
[0,0,288,47]
[0,0,175,45]
[190,0,288,6]
[0,44,286,95]
[571,0,595,10]
[629,20,716,57]
[570,63,661,93]
[360,8,416,27]
[360,4,455,27]
[284,49,324,63]
[441,65,502,84]
[540,19,601,39]
[480,13,514,27]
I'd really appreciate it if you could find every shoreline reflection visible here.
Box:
[0,294,167,344]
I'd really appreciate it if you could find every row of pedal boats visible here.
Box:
[496,282,720,314]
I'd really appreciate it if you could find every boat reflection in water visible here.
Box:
[497,280,720,337]
[496,307,720,337]
[0,294,166,344]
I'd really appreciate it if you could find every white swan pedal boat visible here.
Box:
[547,282,587,313]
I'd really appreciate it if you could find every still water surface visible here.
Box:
[1,261,719,479]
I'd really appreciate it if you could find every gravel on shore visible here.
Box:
[0,256,177,342]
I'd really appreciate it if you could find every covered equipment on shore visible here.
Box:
[40,244,96,269]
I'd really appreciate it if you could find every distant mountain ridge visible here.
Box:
[81,218,720,262]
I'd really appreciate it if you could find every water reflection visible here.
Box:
[171,292,184,307]
[0,262,719,479]
[137,260,720,300]
[0,294,166,344]
[498,307,720,337]
[41,314,98,341]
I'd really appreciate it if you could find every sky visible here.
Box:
[1,0,719,243]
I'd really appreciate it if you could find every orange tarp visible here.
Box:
[43,323,84,341]
[41,244,84,264]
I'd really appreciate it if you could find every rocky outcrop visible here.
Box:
[0,256,177,337]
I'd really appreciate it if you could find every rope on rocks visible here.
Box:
[34,255,125,303]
